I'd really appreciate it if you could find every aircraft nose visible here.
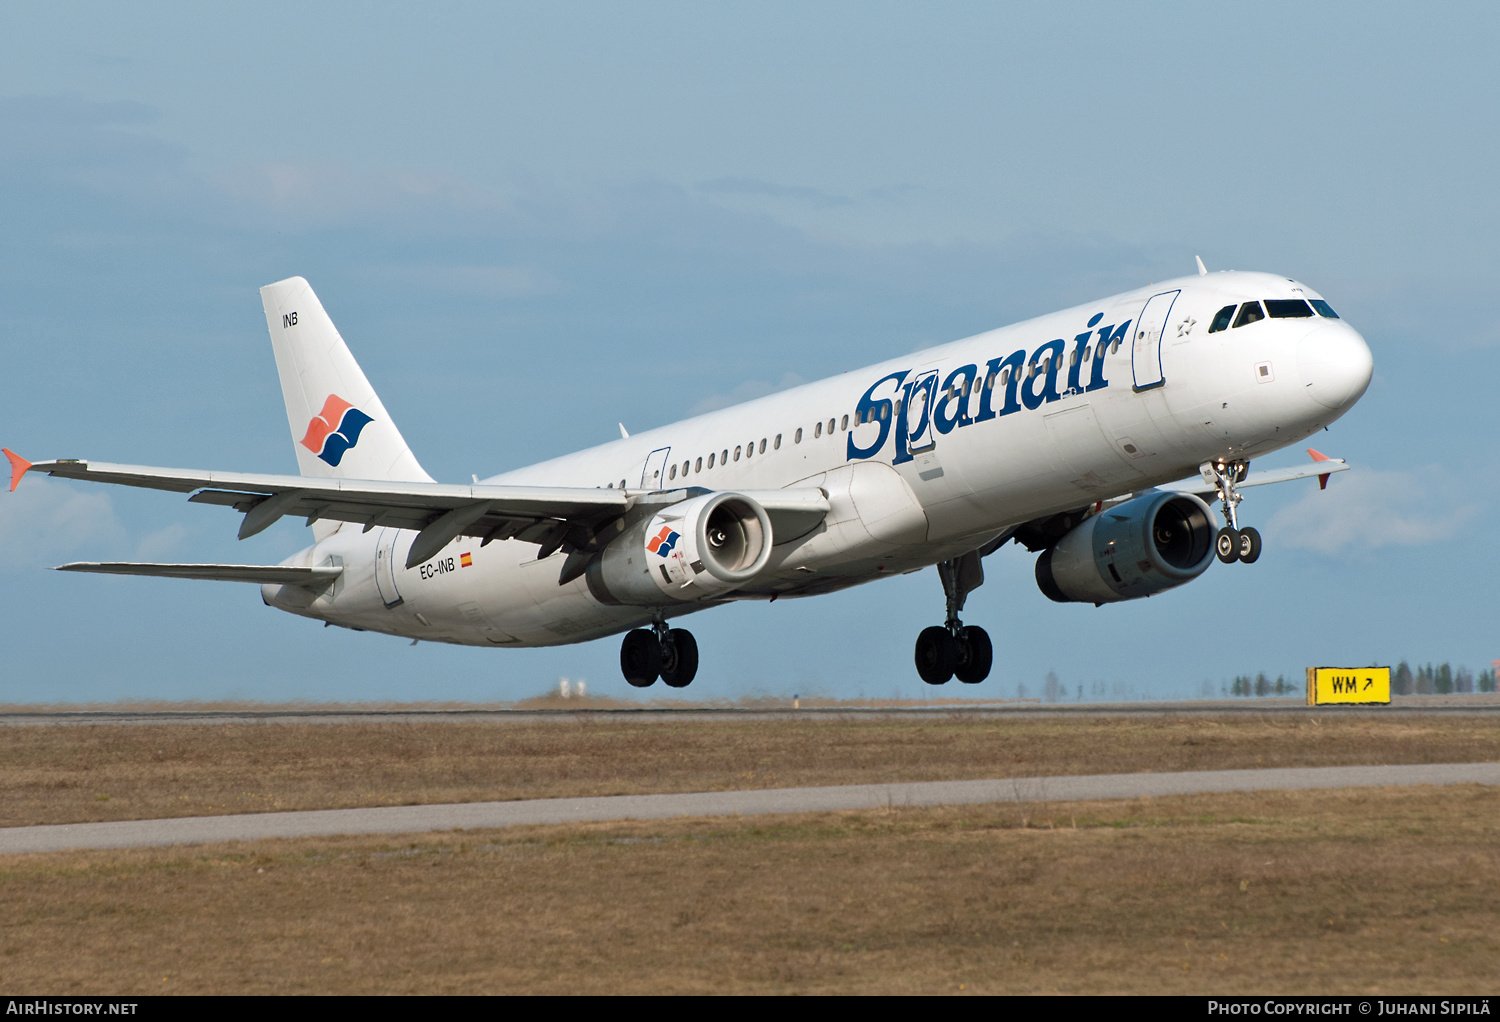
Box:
[1297,321,1373,411]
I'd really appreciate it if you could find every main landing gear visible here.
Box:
[620,619,699,688]
[1205,458,1262,565]
[915,550,994,685]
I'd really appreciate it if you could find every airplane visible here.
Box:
[3,262,1371,688]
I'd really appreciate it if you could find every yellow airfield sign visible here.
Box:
[1306,666,1391,706]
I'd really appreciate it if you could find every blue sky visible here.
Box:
[1,2,1496,704]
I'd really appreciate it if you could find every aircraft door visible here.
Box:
[1131,290,1180,391]
[894,370,939,463]
[640,447,671,490]
[374,527,406,608]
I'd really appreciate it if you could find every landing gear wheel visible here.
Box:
[1215,527,1240,564]
[1237,526,1262,564]
[620,628,660,687]
[955,626,993,684]
[915,626,958,685]
[660,628,699,688]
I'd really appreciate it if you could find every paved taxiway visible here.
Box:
[3,762,1496,855]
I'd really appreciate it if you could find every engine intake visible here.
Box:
[587,491,773,606]
[1035,490,1215,604]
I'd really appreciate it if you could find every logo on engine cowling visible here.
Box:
[647,526,680,558]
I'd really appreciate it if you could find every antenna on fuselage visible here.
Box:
[1195,255,1208,275]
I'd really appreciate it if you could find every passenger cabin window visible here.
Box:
[744,441,752,459]
[734,446,741,461]
[1265,299,1314,318]
[795,427,803,443]
[759,438,767,454]
[1310,299,1339,319]
[827,418,836,435]
[1233,302,1265,328]
[721,448,728,464]
[814,422,822,438]
[695,457,702,472]
[708,453,715,468]
[669,464,677,480]
[1209,305,1237,333]
[840,415,848,431]
[774,434,781,449]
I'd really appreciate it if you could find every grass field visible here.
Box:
[2,785,1496,994]
[3,712,1496,993]
[1,713,1496,827]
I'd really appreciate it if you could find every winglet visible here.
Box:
[1307,448,1333,490]
[1195,255,1208,275]
[2,449,32,492]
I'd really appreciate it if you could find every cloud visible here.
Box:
[0,476,124,569]
[689,372,807,415]
[1265,466,1477,554]
[134,524,187,562]
[0,94,155,127]
[698,177,854,209]
[368,263,562,300]
[212,161,510,231]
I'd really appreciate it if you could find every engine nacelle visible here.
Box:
[1034,490,1216,604]
[586,491,773,606]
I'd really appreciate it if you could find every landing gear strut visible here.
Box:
[620,618,699,688]
[1204,458,1262,565]
[915,550,994,685]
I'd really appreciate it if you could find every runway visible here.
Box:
[4,761,1497,855]
[2,699,1498,726]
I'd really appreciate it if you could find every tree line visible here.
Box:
[1391,662,1496,695]
[1227,664,1498,697]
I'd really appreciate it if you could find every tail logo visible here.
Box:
[647,526,680,558]
[300,394,374,467]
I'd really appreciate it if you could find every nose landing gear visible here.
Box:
[1205,458,1262,564]
[620,619,699,688]
[914,551,994,685]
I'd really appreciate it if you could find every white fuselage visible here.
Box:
[263,270,1373,647]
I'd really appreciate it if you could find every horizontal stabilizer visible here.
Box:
[54,562,343,586]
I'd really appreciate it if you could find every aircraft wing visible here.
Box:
[6,452,829,569]
[1159,448,1350,499]
[55,562,343,586]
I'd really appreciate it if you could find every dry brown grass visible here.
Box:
[3,714,1497,827]
[0,785,1495,994]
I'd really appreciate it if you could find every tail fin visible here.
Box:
[260,277,433,484]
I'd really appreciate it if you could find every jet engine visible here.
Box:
[586,491,773,606]
[1034,490,1216,604]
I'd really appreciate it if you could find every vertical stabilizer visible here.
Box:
[260,277,433,485]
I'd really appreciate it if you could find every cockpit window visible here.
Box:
[1209,305,1236,333]
[1309,299,1339,319]
[1265,299,1314,318]
[1232,302,1265,328]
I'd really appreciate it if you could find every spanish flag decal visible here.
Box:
[460,552,473,568]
